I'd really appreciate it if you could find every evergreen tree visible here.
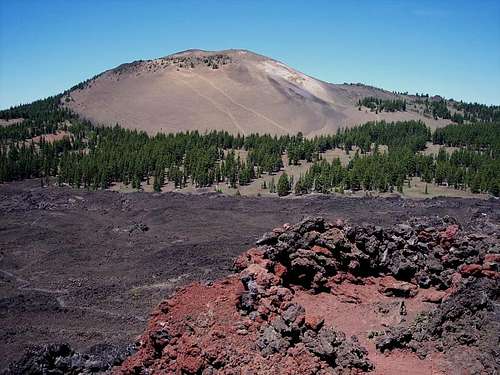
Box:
[277,172,291,196]
[1,94,498,198]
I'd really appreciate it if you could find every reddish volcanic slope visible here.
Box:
[116,217,499,375]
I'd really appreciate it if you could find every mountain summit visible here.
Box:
[64,49,447,135]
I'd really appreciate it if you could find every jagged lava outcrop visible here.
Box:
[117,216,499,374]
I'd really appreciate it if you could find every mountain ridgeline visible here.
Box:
[56,49,483,135]
[0,49,499,196]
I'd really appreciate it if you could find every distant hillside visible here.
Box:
[61,49,453,136]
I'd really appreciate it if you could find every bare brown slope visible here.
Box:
[64,49,449,136]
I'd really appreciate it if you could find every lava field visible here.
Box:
[1,181,499,374]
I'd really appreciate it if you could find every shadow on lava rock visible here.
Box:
[115,216,499,374]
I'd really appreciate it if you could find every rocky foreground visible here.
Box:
[5,215,500,374]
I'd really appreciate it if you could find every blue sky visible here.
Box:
[1,0,499,109]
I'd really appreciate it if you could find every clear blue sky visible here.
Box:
[1,0,499,109]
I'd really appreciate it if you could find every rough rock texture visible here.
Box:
[2,343,136,375]
[376,278,499,374]
[249,216,498,292]
[115,216,499,374]
[3,181,498,370]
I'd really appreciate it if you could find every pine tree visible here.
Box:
[397,180,403,194]
[153,172,162,192]
[294,178,303,195]
[470,174,481,193]
[277,172,290,196]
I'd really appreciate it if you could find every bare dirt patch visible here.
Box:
[26,130,71,144]
[419,142,459,156]
[0,118,23,127]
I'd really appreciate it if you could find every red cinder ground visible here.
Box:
[117,277,330,375]
[115,216,498,375]
[293,278,451,375]
[117,274,456,374]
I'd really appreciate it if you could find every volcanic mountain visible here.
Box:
[64,49,449,136]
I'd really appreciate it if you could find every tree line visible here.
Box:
[292,121,499,196]
[0,95,498,196]
[451,101,500,123]
[293,145,498,196]
[357,97,407,112]
[0,95,75,143]
[412,96,500,124]
[433,122,500,155]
